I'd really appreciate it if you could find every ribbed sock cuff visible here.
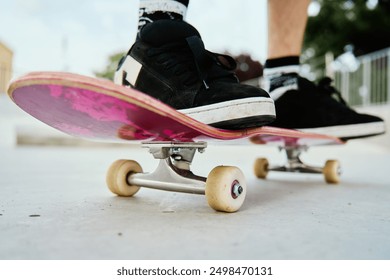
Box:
[138,0,189,31]
[264,56,300,77]
[264,56,300,68]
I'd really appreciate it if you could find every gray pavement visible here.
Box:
[1,94,390,260]
[1,142,390,260]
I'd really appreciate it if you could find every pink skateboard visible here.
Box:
[8,72,344,212]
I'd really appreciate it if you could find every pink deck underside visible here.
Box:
[11,80,342,146]
[13,84,205,141]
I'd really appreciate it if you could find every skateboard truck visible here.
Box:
[254,144,341,184]
[142,141,207,171]
[106,141,247,212]
[273,145,323,173]
[131,141,208,194]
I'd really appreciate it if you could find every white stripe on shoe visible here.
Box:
[179,97,275,125]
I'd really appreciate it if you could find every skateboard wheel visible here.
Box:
[253,158,269,179]
[323,160,340,184]
[106,160,143,196]
[205,166,247,213]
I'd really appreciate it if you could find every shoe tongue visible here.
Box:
[140,20,201,46]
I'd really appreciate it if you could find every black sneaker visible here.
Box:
[267,73,385,140]
[115,20,275,129]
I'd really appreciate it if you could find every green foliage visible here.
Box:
[95,52,125,80]
[304,0,390,59]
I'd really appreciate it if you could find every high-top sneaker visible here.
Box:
[115,20,275,129]
[265,72,385,140]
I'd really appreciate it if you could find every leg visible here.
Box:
[267,0,310,59]
[264,0,310,101]
[263,0,385,140]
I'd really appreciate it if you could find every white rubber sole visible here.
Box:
[299,121,386,139]
[179,97,275,126]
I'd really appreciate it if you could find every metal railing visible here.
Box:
[334,47,390,107]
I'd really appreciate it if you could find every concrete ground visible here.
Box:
[1,94,389,260]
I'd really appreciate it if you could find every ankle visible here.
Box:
[263,56,301,100]
[264,56,300,78]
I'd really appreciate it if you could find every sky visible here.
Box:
[0,0,268,78]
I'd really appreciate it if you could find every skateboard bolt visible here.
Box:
[231,181,243,199]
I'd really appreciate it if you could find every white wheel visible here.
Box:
[253,158,269,179]
[106,160,143,196]
[205,166,247,213]
[323,160,340,184]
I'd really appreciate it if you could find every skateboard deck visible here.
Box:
[8,72,344,212]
